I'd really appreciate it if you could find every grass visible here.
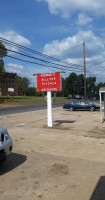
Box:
[0,96,101,106]
[0,96,71,106]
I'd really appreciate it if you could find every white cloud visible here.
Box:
[0,30,31,54]
[43,30,105,80]
[7,63,24,70]
[37,0,105,23]
[77,13,93,25]
[6,63,24,74]
[43,30,105,58]
[0,30,31,46]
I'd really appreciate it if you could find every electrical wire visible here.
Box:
[86,47,105,71]
[0,37,83,68]
[6,54,84,73]
[0,38,84,74]
[51,43,83,56]
[3,47,84,71]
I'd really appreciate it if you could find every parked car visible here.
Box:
[63,100,100,111]
[0,127,13,164]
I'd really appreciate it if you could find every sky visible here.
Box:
[0,0,105,85]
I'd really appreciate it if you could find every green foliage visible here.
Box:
[86,77,96,98]
[0,42,7,58]
[65,73,78,98]
[15,72,105,100]
[62,77,68,97]
[22,73,102,100]
[60,73,100,99]
[17,76,31,95]
[26,87,37,96]
[95,82,105,100]
[0,42,7,87]
[0,59,5,85]
[77,74,84,97]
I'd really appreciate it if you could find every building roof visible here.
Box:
[99,87,105,93]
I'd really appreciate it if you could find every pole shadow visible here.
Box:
[54,120,75,125]
[90,176,105,200]
[0,152,27,175]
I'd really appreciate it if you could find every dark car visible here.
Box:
[63,100,100,111]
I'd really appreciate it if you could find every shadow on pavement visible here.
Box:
[90,176,105,200]
[0,152,27,175]
[54,120,75,125]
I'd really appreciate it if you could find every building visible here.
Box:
[0,72,18,96]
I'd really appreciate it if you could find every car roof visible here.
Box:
[71,101,94,104]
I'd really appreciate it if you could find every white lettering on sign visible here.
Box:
[41,73,55,77]
[37,72,62,92]
[41,88,57,91]
[42,77,56,82]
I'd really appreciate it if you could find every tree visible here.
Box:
[22,77,31,95]
[0,42,7,87]
[95,82,105,100]
[26,87,37,96]
[61,72,105,100]
[0,59,5,86]
[17,76,31,95]
[86,77,96,99]
[62,77,68,97]
[65,73,78,98]
[77,74,84,98]
[0,42,7,58]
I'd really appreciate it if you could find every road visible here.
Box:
[0,103,64,115]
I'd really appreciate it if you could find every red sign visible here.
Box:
[37,72,62,92]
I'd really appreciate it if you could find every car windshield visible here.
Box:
[79,101,85,105]
[86,102,92,105]
[73,101,79,105]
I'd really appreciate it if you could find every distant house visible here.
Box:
[0,72,18,96]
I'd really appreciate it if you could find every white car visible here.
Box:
[0,127,13,164]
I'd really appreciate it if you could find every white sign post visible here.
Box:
[47,91,53,127]
[35,72,62,128]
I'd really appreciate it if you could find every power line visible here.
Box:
[0,46,84,73]
[86,69,105,83]
[0,37,84,75]
[86,47,105,71]
[2,47,84,71]
[51,43,83,56]
[0,37,83,68]
[6,54,84,73]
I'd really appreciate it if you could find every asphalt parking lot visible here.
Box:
[0,107,105,200]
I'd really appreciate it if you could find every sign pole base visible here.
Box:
[47,91,53,127]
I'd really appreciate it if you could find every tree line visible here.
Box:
[61,73,105,100]
[0,41,105,99]
[18,72,105,100]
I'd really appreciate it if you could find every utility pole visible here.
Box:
[83,42,86,101]
[73,81,76,101]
